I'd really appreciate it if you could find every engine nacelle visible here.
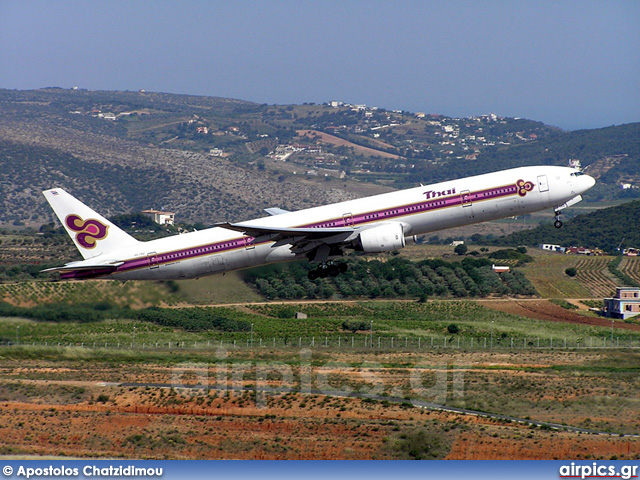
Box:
[357,223,406,253]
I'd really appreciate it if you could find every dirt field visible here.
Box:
[0,350,638,460]
[296,130,400,159]
[481,299,640,331]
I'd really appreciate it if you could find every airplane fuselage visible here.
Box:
[52,166,595,281]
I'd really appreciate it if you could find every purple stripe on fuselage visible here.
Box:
[74,180,528,278]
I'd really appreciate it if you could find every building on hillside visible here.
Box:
[540,244,565,253]
[604,287,640,320]
[565,246,604,256]
[492,265,510,273]
[141,210,175,225]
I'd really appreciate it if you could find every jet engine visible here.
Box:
[356,223,405,253]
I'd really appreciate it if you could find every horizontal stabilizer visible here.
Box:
[41,261,124,280]
[41,261,124,273]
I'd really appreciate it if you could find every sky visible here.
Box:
[1,1,638,130]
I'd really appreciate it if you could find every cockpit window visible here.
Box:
[570,171,585,176]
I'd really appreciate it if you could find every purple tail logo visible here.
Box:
[65,215,109,249]
[516,179,535,197]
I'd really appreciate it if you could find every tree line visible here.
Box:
[244,256,537,301]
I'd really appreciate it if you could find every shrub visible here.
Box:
[565,267,577,277]
[454,244,468,256]
[342,320,370,333]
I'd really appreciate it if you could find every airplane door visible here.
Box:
[342,213,354,227]
[537,175,549,192]
[460,190,472,207]
[147,252,159,269]
[244,235,255,250]
[459,191,474,220]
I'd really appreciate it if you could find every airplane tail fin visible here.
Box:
[43,188,140,260]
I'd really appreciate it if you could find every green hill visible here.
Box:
[492,200,640,252]
[1,88,638,228]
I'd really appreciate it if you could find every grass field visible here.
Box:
[619,256,640,286]
[2,300,639,349]
[519,252,590,298]
[0,280,180,308]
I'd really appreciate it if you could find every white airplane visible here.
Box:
[42,165,595,281]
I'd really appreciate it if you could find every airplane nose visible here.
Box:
[578,174,596,193]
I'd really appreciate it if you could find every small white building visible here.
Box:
[142,210,175,225]
[540,244,565,253]
[492,265,510,273]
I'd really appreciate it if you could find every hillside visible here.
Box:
[0,88,638,228]
[491,200,640,252]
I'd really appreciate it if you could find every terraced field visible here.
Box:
[619,256,640,285]
[0,280,180,308]
[573,257,622,298]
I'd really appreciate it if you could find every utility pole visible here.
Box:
[251,323,254,348]
[490,321,494,348]
[611,318,614,343]
[370,321,373,348]
[16,325,20,346]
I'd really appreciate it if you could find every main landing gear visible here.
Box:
[554,210,563,228]
[307,262,348,280]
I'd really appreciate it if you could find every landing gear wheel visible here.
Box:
[338,263,348,273]
[553,210,563,228]
[318,266,330,278]
[307,269,319,281]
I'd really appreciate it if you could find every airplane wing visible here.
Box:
[218,222,361,261]
[264,207,291,216]
[218,222,357,241]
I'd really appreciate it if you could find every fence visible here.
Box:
[1,334,639,351]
